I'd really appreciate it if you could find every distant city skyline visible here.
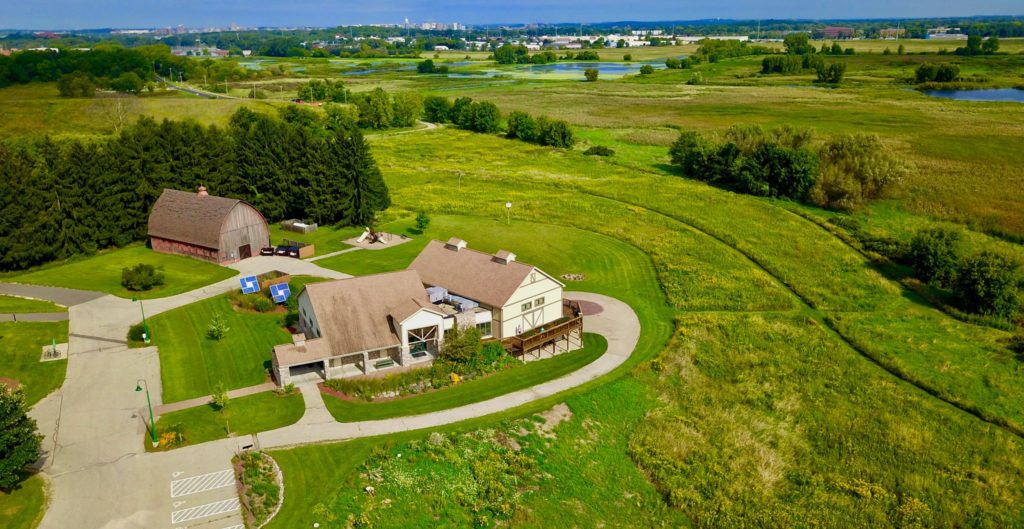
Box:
[3,1,1022,31]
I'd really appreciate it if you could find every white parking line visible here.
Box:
[170,469,235,498]
[170,498,240,524]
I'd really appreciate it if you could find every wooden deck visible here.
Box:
[503,314,584,356]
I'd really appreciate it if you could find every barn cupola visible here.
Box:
[197,185,208,197]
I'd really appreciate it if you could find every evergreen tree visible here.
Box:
[0,386,42,490]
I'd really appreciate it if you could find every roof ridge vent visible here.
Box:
[445,238,467,251]
[493,250,516,265]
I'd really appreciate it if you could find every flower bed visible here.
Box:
[234,451,283,529]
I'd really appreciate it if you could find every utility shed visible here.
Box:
[148,187,270,265]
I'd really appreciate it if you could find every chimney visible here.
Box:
[197,185,208,197]
[445,237,467,251]
[494,250,516,265]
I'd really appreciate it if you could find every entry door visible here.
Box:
[238,244,252,259]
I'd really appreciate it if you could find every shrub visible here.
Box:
[121,263,165,291]
[535,117,576,148]
[207,313,230,340]
[907,228,962,287]
[686,72,706,85]
[665,57,682,69]
[422,95,452,122]
[211,382,229,410]
[584,146,615,156]
[639,64,655,75]
[952,251,1021,319]
[127,322,147,343]
[584,68,599,82]
[415,210,431,232]
[506,111,537,142]
[815,62,847,84]
[230,291,276,312]
[811,133,908,211]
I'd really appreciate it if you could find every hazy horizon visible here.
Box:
[3,1,1022,31]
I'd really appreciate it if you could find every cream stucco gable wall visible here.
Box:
[499,268,564,339]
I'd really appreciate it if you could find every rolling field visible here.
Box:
[2,38,1023,528]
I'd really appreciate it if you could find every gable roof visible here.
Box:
[147,189,247,249]
[408,240,545,308]
[303,270,438,356]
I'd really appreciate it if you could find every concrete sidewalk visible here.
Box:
[307,246,362,262]
[153,382,277,415]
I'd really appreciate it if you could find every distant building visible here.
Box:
[820,27,856,39]
[926,27,968,40]
[879,28,906,39]
[434,45,449,51]
[148,187,269,265]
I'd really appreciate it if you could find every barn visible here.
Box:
[147,187,270,265]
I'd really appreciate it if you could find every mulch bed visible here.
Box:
[0,377,21,390]
[572,300,604,316]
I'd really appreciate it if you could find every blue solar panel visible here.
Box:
[270,283,291,303]
[240,276,260,294]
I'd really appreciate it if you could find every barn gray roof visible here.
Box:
[303,270,441,357]
[147,189,244,249]
[408,239,541,308]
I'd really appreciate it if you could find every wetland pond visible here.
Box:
[923,88,1024,103]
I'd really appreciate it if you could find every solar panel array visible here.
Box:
[240,276,260,294]
[270,283,291,304]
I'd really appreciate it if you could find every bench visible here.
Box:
[410,350,429,359]
[373,359,396,369]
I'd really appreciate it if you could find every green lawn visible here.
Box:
[0,295,63,313]
[6,244,237,299]
[150,391,304,450]
[150,294,291,403]
[267,223,363,257]
[322,334,607,422]
[0,474,46,529]
[0,322,68,406]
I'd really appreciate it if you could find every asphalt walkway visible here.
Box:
[153,382,277,415]
[0,282,103,306]
[0,312,68,322]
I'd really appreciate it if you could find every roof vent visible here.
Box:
[494,250,516,265]
[197,185,208,197]
[445,238,467,251]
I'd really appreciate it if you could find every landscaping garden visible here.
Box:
[321,334,606,422]
[4,244,237,299]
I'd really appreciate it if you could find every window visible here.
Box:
[521,301,533,312]
[476,321,492,337]
[534,296,545,306]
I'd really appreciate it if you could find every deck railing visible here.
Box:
[503,314,583,355]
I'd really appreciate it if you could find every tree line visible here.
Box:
[669,125,906,211]
[0,106,389,271]
[423,95,576,148]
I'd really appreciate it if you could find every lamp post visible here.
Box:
[131,296,150,344]
[136,379,158,447]
[505,202,512,225]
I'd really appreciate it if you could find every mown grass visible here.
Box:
[0,321,68,406]
[322,334,606,422]
[0,295,63,313]
[5,244,237,299]
[149,294,290,403]
[149,391,304,451]
[632,312,1024,527]
[266,223,362,257]
[0,473,46,529]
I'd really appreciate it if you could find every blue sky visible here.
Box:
[5,1,1021,30]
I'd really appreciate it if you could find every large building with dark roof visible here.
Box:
[147,187,270,265]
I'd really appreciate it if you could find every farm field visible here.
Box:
[0,321,68,406]
[4,244,238,299]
